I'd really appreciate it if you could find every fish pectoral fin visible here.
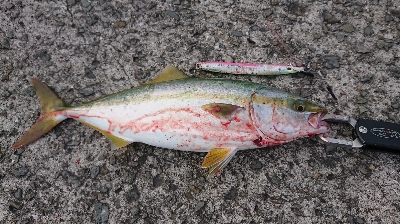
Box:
[202,148,238,176]
[144,65,189,85]
[76,119,132,149]
[201,103,242,119]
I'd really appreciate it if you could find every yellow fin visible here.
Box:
[103,132,131,149]
[145,65,189,85]
[76,119,131,149]
[201,103,241,119]
[30,78,66,114]
[202,148,238,176]
[12,78,67,149]
[13,115,65,149]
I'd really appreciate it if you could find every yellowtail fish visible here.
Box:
[13,66,330,175]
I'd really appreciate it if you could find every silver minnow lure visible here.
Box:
[196,62,305,75]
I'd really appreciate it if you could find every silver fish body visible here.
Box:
[12,66,330,175]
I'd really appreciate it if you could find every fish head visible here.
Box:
[250,93,330,144]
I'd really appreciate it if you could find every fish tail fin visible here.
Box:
[12,78,67,149]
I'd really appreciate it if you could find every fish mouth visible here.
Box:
[308,111,330,129]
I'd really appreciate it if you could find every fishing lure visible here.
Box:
[196,62,305,75]
[13,66,330,175]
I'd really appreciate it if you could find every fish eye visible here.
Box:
[296,105,305,112]
[287,67,292,70]
[293,100,306,112]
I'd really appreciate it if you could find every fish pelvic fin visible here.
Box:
[12,78,67,149]
[202,148,238,176]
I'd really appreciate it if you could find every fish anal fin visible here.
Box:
[76,119,131,149]
[201,103,241,119]
[145,65,189,85]
[202,148,238,176]
[105,133,131,149]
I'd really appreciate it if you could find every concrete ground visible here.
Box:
[1,0,400,223]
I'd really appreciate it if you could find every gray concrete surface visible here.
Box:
[1,0,400,223]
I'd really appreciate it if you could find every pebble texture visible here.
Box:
[1,0,400,223]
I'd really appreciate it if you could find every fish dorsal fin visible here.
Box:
[202,148,238,176]
[76,119,132,149]
[145,65,189,85]
[201,103,242,119]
